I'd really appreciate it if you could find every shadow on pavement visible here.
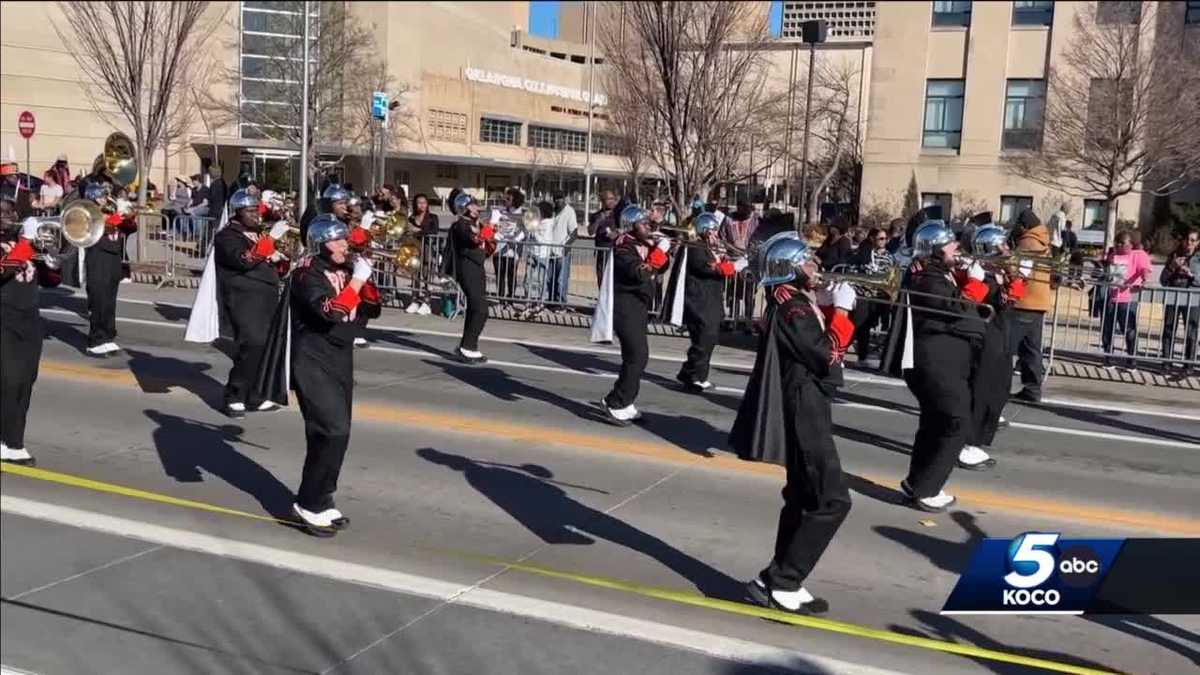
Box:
[890,609,1122,674]
[1084,614,1200,669]
[418,447,743,601]
[145,409,294,521]
[423,360,601,423]
[719,655,834,674]
[842,473,907,507]
[833,424,912,457]
[125,348,225,412]
[872,510,986,576]
[636,411,719,458]
[1013,400,1200,446]
[370,331,460,360]
[42,317,90,354]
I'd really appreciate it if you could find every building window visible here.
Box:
[239,2,319,141]
[1188,1,1200,24]
[429,109,467,143]
[1083,199,1108,231]
[1003,79,1045,150]
[921,192,953,218]
[1096,1,1140,24]
[480,117,522,145]
[1012,1,1053,26]
[1000,196,1034,225]
[932,1,971,27]
[528,125,589,153]
[923,79,964,150]
[436,164,459,180]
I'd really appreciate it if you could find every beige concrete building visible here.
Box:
[861,0,1200,243]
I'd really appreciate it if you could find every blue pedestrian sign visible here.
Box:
[371,92,388,120]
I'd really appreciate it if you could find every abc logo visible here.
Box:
[1001,534,1102,606]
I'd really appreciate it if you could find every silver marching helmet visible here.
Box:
[618,205,651,230]
[912,220,955,258]
[971,224,1008,258]
[749,230,801,281]
[228,189,259,211]
[307,213,350,245]
[451,191,478,216]
[758,236,814,287]
[321,184,350,203]
[693,212,721,237]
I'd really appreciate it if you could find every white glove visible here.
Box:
[1018,259,1034,278]
[734,257,749,273]
[268,251,287,263]
[20,217,40,241]
[831,282,857,312]
[43,254,61,270]
[269,221,291,240]
[361,211,375,230]
[655,236,672,253]
[968,261,986,282]
[351,255,373,281]
[489,209,502,226]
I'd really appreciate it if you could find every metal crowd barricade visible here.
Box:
[156,214,215,286]
[1044,278,1200,370]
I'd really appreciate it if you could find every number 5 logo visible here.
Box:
[1004,533,1059,589]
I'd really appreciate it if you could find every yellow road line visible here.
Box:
[37,359,1200,535]
[0,463,1118,675]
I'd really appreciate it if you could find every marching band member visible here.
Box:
[958,225,1026,470]
[84,183,135,357]
[596,206,673,425]
[674,212,747,391]
[899,222,988,512]
[213,189,290,418]
[448,192,496,364]
[289,214,381,535]
[731,234,856,615]
[1,190,61,466]
[345,193,374,349]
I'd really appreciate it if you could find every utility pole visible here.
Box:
[797,20,827,226]
[299,0,310,218]
[583,0,596,224]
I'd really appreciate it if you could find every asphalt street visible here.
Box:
[2,288,1198,675]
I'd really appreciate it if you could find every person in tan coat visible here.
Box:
[1008,208,1052,402]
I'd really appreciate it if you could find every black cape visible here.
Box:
[729,310,788,466]
[251,280,292,407]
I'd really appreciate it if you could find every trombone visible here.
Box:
[823,263,995,322]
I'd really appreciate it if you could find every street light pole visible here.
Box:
[299,0,310,218]
[798,40,816,225]
[583,0,596,221]
[782,44,797,212]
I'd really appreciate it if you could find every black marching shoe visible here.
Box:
[456,348,488,364]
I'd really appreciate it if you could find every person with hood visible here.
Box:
[447,192,497,363]
[213,189,290,418]
[674,212,748,391]
[731,233,856,616]
[1008,208,1052,402]
[599,206,674,424]
[899,222,989,512]
[2,189,62,466]
[288,214,381,535]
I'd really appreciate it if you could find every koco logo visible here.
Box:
[1001,533,1102,607]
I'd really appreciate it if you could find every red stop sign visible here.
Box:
[17,111,35,139]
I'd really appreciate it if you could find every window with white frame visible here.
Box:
[1000,196,1033,225]
[921,192,953,217]
[480,117,522,145]
[1083,199,1108,231]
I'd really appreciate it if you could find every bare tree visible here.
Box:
[806,59,862,224]
[1010,1,1200,248]
[601,89,650,202]
[952,189,989,223]
[860,190,901,230]
[54,1,221,206]
[598,1,775,216]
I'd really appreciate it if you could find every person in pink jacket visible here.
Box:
[1102,231,1152,370]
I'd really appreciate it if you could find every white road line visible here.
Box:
[39,310,1200,449]
[1034,396,1200,422]
[0,497,895,675]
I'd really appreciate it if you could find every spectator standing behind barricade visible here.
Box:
[184,174,209,245]
[521,201,555,319]
[37,170,63,214]
[885,218,906,254]
[721,200,759,323]
[208,164,228,220]
[547,191,576,311]
[848,227,893,366]
[1008,208,1051,402]
[816,224,853,271]
[493,187,526,306]
[1101,231,1152,371]
[1159,228,1200,376]
[589,190,621,287]
[405,194,440,316]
